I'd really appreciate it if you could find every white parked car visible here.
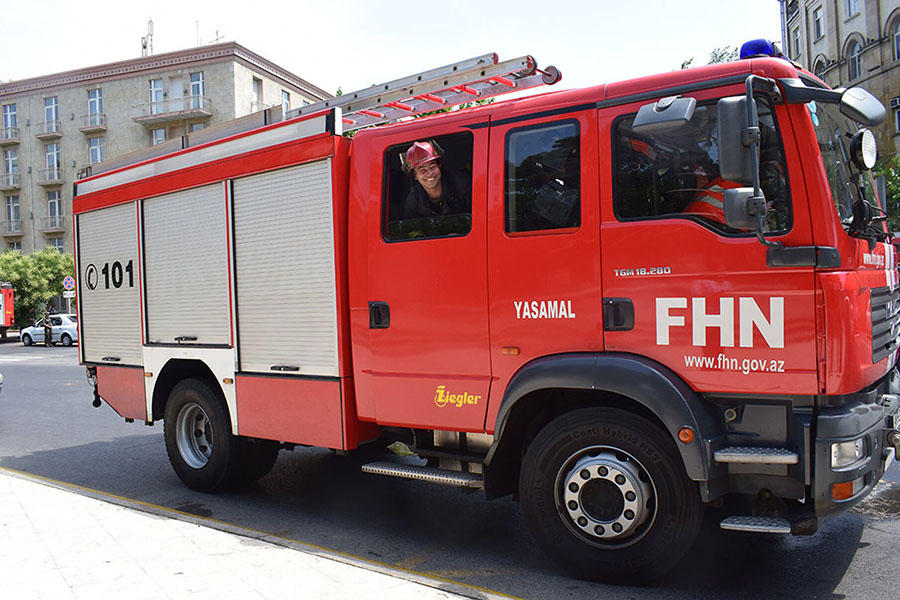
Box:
[20,314,78,347]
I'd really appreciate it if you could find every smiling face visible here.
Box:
[413,160,442,199]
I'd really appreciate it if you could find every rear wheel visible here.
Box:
[22,333,32,346]
[164,379,241,492]
[60,333,73,347]
[520,407,702,584]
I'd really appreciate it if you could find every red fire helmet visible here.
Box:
[403,141,441,172]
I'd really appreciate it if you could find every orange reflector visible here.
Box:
[831,477,863,501]
[222,378,234,385]
[144,372,153,378]
[678,427,695,444]
[501,347,520,355]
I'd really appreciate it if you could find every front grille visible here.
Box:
[871,286,900,363]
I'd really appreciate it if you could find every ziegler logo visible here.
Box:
[434,385,482,408]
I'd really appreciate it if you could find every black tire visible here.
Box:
[519,407,703,584]
[22,333,32,346]
[234,438,280,484]
[164,378,242,492]
[60,333,73,347]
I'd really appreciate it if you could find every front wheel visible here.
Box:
[164,379,241,492]
[520,408,702,584]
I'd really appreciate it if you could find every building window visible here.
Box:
[149,79,164,115]
[3,149,17,174]
[44,97,59,133]
[893,20,900,61]
[894,108,900,134]
[848,40,862,80]
[813,7,823,40]
[47,190,62,229]
[190,123,205,133]
[814,60,827,78]
[48,237,64,252]
[88,137,105,164]
[150,128,165,146]
[190,72,205,108]
[45,143,60,172]
[252,77,263,111]
[2,103,16,129]
[792,27,801,58]
[845,0,859,16]
[7,241,21,251]
[88,89,103,127]
[282,90,290,114]
[5,195,20,234]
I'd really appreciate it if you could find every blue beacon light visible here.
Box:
[740,39,779,59]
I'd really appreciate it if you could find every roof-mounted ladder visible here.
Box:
[285,53,562,132]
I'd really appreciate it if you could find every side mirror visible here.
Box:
[632,96,697,134]
[724,187,767,231]
[840,87,886,127]
[717,96,759,186]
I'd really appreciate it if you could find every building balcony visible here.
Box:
[79,113,107,133]
[35,120,62,140]
[40,214,67,232]
[0,173,20,191]
[0,220,23,236]
[0,127,19,146]
[133,96,213,126]
[38,168,64,186]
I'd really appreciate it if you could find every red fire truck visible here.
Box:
[74,43,900,583]
[0,282,14,338]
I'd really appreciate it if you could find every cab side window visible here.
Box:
[613,100,790,233]
[505,120,581,233]
[383,132,473,242]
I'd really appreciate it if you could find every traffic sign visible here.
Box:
[63,290,76,298]
[63,276,76,291]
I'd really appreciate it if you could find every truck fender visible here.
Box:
[487,353,721,482]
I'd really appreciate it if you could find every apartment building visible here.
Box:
[780,0,900,154]
[0,42,330,253]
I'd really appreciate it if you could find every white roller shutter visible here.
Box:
[77,203,143,365]
[233,161,339,376]
[144,184,231,345]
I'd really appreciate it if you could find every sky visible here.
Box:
[0,0,783,98]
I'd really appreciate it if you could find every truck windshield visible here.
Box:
[807,101,882,233]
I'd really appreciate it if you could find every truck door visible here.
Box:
[484,109,604,431]
[363,124,490,431]
[600,93,817,394]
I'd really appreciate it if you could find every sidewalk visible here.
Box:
[0,469,488,600]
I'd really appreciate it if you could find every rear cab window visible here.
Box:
[382,132,474,241]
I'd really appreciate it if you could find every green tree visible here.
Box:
[0,248,74,327]
[681,45,740,70]
[874,155,900,232]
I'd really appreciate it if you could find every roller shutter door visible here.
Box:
[78,203,143,365]
[144,184,230,345]
[233,161,339,376]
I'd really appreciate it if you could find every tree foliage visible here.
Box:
[0,249,74,327]
[681,45,740,70]
[874,155,900,232]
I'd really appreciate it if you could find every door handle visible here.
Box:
[603,298,634,331]
[369,302,390,329]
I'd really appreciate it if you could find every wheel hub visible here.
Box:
[176,402,213,469]
[560,449,653,542]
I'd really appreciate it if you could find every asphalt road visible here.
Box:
[1,341,899,599]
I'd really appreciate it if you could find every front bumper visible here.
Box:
[813,375,900,518]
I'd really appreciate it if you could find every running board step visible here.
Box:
[720,515,791,534]
[714,446,799,464]
[361,461,484,489]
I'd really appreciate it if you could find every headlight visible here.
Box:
[849,128,877,170]
[831,439,865,468]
